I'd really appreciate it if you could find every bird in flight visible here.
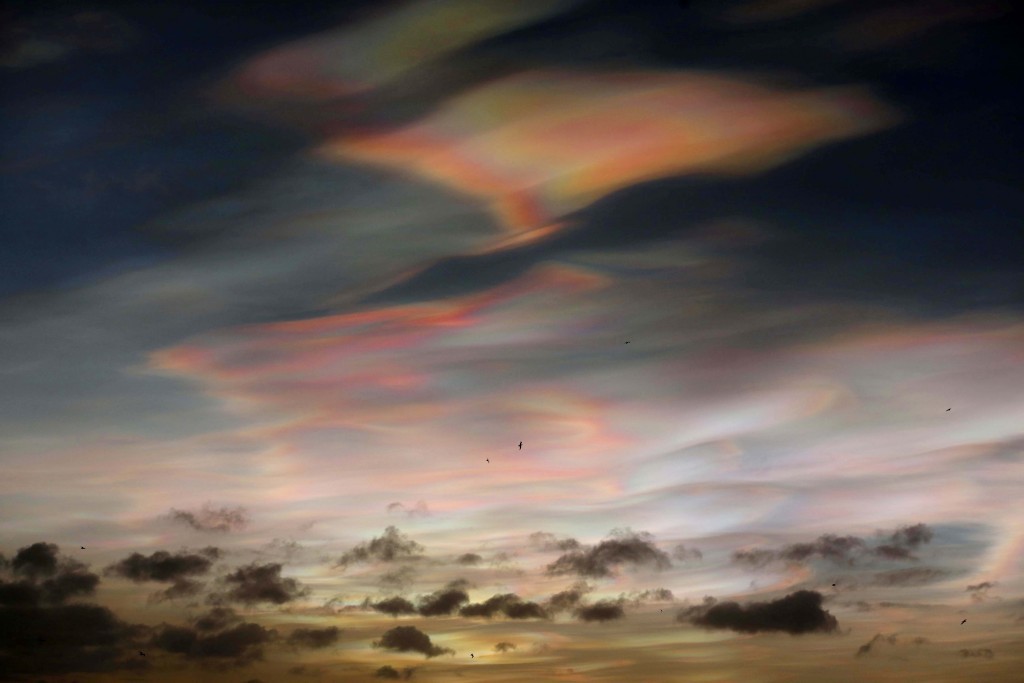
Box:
[139,651,146,656]
[946,408,951,411]
[81,546,86,549]
[470,653,474,658]
[961,619,967,625]
[518,441,522,450]
[486,458,489,463]
[624,341,630,344]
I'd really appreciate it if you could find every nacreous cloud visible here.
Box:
[336,527,424,568]
[545,529,671,578]
[679,591,839,635]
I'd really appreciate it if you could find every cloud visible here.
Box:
[379,565,418,591]
[671,544,703,562]
[1,544,100,606]
[372,596,418,617]
[680,590,839,635]
[459,593,548,619]
[373,626,453,658]
[105,549,217,583]
[0,603,147,676]
[151,622,277,665]
[732,548,778,569]
[193,607,241,632]
[734,524,936,569]
[871,568,948,586]
[455,553,483,566]
[621,588,675,607]
[169,504,250,533]
[545,581,592,613]
[965,581,997,601]
[416,583,469,617]
[212,563,310,605]
[337,527,424,568]
[10,542,60,579]
[574,600,626,622]
[529,532,582,552]
[494,641,516,653]
[289,664,325,676]
[387,501,431,518]
[855,632,899,657]
[375,665,417,679]
[545,529,671,578]
[959,648,995,658]
[872,523,934,560]
[286,626,341,649]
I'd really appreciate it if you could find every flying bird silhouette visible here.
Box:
[486,458,489,463]
[81,546,86,549]
[518,442,522,450]
[139,651,146,656]
[946,408,951,411]
[624,341,630,344]
[470,653,474,658]
[961,619,967,625]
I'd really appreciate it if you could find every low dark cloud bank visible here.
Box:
[679,591,839,635]
[373,626,453,658]
[459,593,547,619]
[151,621,277,666]
[287,626,341,649]
[574,600,626,622]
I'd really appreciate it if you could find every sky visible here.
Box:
[1,0,1022,681]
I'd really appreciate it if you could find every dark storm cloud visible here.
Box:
[10,542,59,579]
[0,603,147,676]
[286,626,341,649]
[105,549,217,583]
[375,665,417,679]
[149,578,205,603]
[680,590,839,635]
[871,568,948,586]
[151,622,277,665]
[545,529,671,578]
[1,544,100,606]
[379,565,418,591]
[416,582,469,617]
[372,596,418,617]
[337,527,424,568]
[545,581,593,612]
[213,563,310,605]
[193,607,241,632]
[529,532,582,552]
[855,632,899,657]
[39,567,100,603]
[574,600,626,622]
[671,544,703,562]
[873,544,916,560]
[169,504,250,533]
[959,648,995,658]
[494,641,516,652]
[459,593,548,620]
[456,553,483,566]
[373,626,454,658]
